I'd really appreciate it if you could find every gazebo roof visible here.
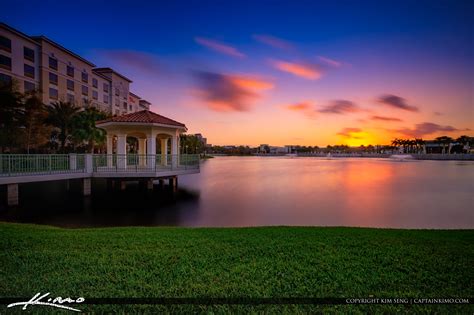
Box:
[97,110,186,129]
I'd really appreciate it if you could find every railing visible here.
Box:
[0,154,200,177]
[0,154,86,177]
[92,154,200,173]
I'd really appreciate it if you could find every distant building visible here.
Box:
[259,144,269,153]
[0,22,151,115]
[284,145,300,153]
[269,146,287,154]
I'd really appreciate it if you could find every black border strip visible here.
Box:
[1,298,472,305]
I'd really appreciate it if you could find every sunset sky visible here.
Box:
[3,0,473,146]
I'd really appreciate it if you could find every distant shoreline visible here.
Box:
[210,153,474,161]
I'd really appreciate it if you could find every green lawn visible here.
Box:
[0,223,472,313]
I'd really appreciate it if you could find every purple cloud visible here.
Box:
[193,71,272,112]
[395,122,463,137]
[377,94,419,112]
[195,37,246,58]
[317,56,342,67]
[370,115,402,122]
[96,50,162,76]
[318,100,361,114]
[253,34,294,50]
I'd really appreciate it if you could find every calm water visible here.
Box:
[1,157,473,228]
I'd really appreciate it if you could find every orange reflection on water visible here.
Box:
[340,160,396,226]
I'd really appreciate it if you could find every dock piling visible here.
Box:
[7,183,19,206]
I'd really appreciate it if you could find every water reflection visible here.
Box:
[0,157,473,228]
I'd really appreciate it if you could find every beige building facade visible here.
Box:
[0,23,150,115]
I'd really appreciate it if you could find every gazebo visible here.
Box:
[96,110,187,169]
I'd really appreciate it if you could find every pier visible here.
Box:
[0,153,200,206]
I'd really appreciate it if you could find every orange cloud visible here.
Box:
[231,76,274,90]
[284,101,317,118]
[194,37,246,58]
[193,71,273,112]
[253,34,293,50]
[271,60,323,80]
[337,127,363,139]
[286,102,312,111]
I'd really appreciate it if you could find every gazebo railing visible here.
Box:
[93,154,200,172]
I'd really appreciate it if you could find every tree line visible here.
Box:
[391,136,472,154]
[0,81,109,154]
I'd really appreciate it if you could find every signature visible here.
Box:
[7,292,85,312]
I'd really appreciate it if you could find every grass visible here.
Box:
[0,222,472,313]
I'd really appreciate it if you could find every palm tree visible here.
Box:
[45,101,81,152]
[22,90,49,153]
[391,138,403,153]
[434,136,454,154]
[456,135,471,153]
[415,138,425,154]
[72,107,109,153]
[0,79,24,152]
[400,139,409,153]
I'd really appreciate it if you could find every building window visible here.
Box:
[103,95,109,104]
[82,97,89,106]
[24,81,36,92]
[0,36,11,52]
[115,98,119,106]
[92,90,98,100]
[24,64,35,79]
[129,105,133,111]
[81,72,88,83]
[115,88,119,96]
[49,72,58,85]
[123,102,127,110]
[49,87,58,100]
[103,83,109,93]
[67,65,74,77]
[0,54,12,70]
[92,78,98,88]
[24,47,35,62]
[82,85,88,96]
[0,73,12,84]
[67,94,75,103]
[49,57,58,70]
[67,79,74,91]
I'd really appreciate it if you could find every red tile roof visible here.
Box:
[97,110,186,128]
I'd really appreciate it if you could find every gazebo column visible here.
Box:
[177,135,181,167]
[171,135,178,169]
[147,135,156,170]
[106,135,114,167]
[138,138,146,167]
[117,134,127,169]
[160,138,168,166]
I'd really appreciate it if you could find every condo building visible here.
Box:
[0,23,150,115]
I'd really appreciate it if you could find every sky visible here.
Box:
[2,0,473,146]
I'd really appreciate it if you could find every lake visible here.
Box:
[1,157,473,228]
